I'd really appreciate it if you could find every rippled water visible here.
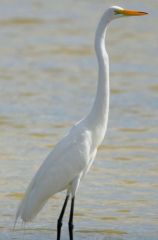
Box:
[0,0,157,239]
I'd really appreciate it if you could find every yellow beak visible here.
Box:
[116,8,148,16]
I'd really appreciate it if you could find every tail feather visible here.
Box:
[15,187,48,223]
[15,174,48,223]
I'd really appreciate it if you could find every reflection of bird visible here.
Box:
[15,6,147,240]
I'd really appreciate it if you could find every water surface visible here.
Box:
[0,0,157,239]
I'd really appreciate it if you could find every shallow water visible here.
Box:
[0,0,157,239]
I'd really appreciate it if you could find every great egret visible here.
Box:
[15,6,147,240]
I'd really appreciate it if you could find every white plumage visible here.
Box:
[16,117,102,222]
[15,6,147,239]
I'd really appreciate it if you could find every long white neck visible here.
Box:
[86,13,110,142]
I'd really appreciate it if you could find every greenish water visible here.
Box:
[0,0,157,239]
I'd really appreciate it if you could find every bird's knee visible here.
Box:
[68,222,74,230]
[57,219,63,228]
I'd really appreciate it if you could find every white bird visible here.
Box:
[15,6,147,240]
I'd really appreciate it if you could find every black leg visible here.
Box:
[57,195,69,240]
[68,197,75,240]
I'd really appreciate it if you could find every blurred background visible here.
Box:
[0,0,157,239]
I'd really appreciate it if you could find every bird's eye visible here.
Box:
[114,10,122,15]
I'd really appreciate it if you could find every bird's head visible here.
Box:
[106,6,148,22]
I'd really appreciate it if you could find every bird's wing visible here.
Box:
[16,127,91,222]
